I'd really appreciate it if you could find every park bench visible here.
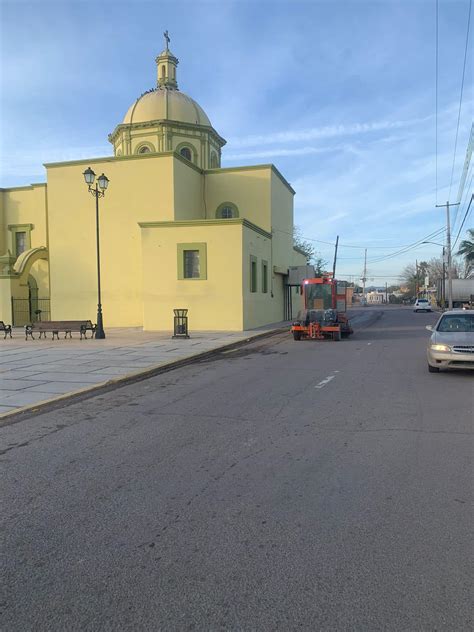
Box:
[1,321,12,339]
[25,320,96,341]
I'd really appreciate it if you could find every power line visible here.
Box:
[337,274,403,279]
[452,133,473,231]
[367,227,446,264]
[452,192,473,251]
[453,165,474,240]
[448,0,472,200]
[281,225,446,251]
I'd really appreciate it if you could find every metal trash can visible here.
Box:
[172,308,190,339]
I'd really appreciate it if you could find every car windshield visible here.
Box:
[437,314,474,333]
[418,299,428,303]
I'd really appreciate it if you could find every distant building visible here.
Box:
[366,291,385,304]
[0,40,305,330]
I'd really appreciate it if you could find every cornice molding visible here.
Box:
[8,223,34,232]
[0,183,46,192]
[139,218,272,240]
[109,118,226,147]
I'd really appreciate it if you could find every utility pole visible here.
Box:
[332,235,339,279]
[442,246,446,309]
[415,260,419,298]
[436,201,460,310]
[362,248,367,302]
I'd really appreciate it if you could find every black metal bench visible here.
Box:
[1,321,12,339]
[25,320,96,340]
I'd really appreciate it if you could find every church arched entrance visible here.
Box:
[11,247,50,326]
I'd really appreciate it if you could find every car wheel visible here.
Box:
[428,364,440,373]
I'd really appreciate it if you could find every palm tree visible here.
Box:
[457,228,474,277]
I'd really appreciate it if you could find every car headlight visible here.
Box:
[430,344,451,352]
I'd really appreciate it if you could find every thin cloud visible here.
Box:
[227,116,430,149]
[225,145,344,161]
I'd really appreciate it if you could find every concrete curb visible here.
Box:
[0,326,288,425]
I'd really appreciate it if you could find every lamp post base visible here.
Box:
[95,310,106,339]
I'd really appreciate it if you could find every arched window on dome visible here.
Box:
[135,143,155,155]
[180,147,192,162]
[176,143,196,164]
[216,202,239,219]
[161,65,166,79]
[210,152,218,168]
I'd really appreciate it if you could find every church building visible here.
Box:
[0,38,306,331]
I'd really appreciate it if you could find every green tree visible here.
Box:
[457,228,474,278]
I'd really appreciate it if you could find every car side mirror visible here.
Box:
[425,325,433,331]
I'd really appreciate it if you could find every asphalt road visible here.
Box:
[1,307,472,631]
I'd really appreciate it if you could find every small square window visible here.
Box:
[183,250,200,278]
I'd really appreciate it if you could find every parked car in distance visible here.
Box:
[414,298,432,312]
[426,310,474,372]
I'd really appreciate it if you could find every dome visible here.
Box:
[123,88,212,127]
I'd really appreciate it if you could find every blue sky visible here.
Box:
[1,0,472,284]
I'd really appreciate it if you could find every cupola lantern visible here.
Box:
[156,30,179,89]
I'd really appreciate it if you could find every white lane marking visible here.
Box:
[367,342,372,345]
[315,375,336,389]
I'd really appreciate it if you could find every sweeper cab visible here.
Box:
[291,275,353,341]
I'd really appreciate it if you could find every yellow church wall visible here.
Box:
[45,153,177,326]
[0,184,48,257]
[140,220,243,331]
[0,191,5,255]
[172,157,205,220]
[0,279,13,322]
[269,169,298,270]
[241,223,295,330]
[204,166,272,228]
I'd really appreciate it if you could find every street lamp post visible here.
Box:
[83,167,110,339]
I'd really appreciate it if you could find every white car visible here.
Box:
[414,298,432,312]
[426,310,474,372]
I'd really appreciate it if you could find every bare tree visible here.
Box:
[293,226,327,271]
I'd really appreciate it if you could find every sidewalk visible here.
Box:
[0,324,286,418]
